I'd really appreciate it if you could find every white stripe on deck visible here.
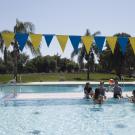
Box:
[13,92,133,100]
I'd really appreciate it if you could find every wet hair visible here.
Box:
[86,82,90,85]
[100,81,104,85]
[115,80,118,84]
[85,82,90,87]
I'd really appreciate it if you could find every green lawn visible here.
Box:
[0,73,135,83]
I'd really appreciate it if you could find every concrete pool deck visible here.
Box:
[16,81,135,85]
[8,92,132,101]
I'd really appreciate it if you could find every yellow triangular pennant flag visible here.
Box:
[30,34,42,50]
[1,32,15,48]
[129,37,135,54]
[56,35,68,52]
[106,37,117,54]
[81,36,93,54]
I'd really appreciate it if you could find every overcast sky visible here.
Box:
[0,0,135,59]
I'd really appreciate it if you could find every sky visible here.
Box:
[0,0,135,59]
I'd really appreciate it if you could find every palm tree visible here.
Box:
[0,19,40,81]
[71,29,101,80]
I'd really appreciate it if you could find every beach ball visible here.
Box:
[109,79,114,85]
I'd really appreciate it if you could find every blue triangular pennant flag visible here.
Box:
[94,36,105,52]
[118,37,128,55]
[15,33,29,51]
[69,36,81,51]
[43,34,54,47]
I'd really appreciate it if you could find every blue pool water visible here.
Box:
[0,99,135,135]
[0,84,135,93]
[0,84,135,135]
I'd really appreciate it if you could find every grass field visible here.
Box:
[0,73,135,83]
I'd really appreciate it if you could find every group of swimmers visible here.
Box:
[84,80,135,104]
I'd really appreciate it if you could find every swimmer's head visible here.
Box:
[86,82,90,87]
[115,80,118,85]
[99,81,104,87]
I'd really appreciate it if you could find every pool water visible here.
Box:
[0,84,135,135]
[0,99,135,135]
[0,84,135,93]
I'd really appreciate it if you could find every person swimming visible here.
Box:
[113,80,122,99]
[98,81,107,99]
[84,82,93,98]
[127,90,135,103]
[93,88,104,104]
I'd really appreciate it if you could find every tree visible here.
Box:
[17,53,29,73]
[32,56,43,72]
[42,56,50,73]
[59,58,70,72]
[0,58,6,73]
[0,19,40,81]
[49,59,57,72]
[71,29,100,80]
[67,61,76,73]
[74,63,79,72]
[99,33,134,80]
[24,61,37,73]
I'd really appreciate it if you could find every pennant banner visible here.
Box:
[56,35,68,52]
[1,32,15,48]
[69,36,81,51]
[94,36,105,52]
[15,33,29,51]
[129,37,135,54]
[1,32,134,55]
[106,37,117,54]
[43,34,54,47]
[30,34,42,50]
[118,37,128,55]
[81,36,93,54]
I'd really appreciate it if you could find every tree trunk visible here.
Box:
[87,59,90,80]
[4,47,7,65]
[14,55,18,82]
[13,41,18,82]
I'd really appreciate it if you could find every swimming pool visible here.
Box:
[0,99,135,135]
[0,84,135,135]
[0,84,135,93]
